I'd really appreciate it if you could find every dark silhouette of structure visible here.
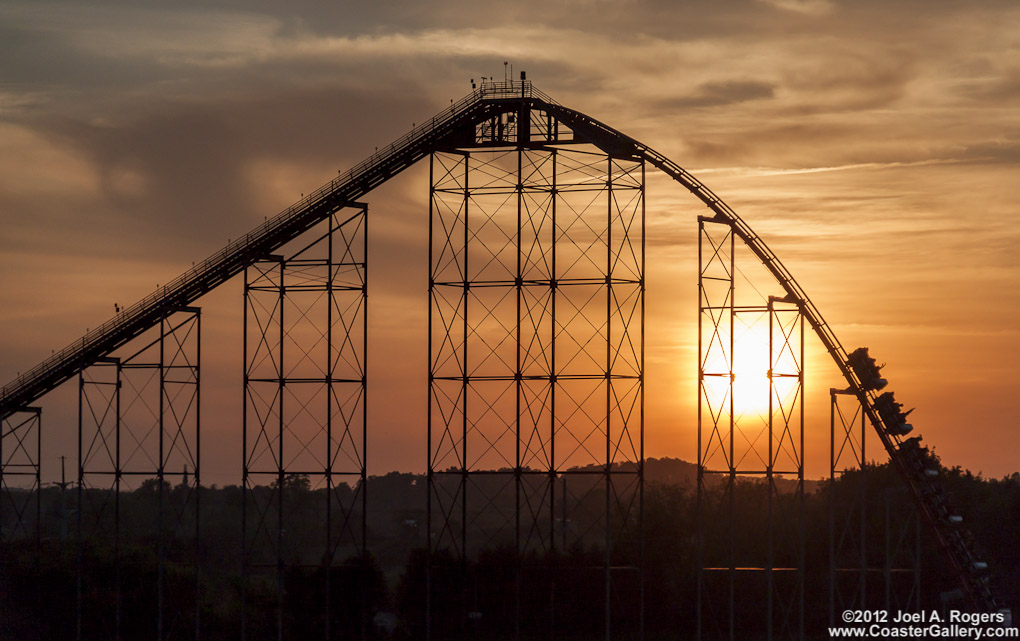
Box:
[0,79,1003,640]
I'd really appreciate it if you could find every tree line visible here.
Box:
[1,458,1017,639]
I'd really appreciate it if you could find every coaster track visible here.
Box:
[0,81,998,612]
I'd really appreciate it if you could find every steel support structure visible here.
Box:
[427,139,644,640]
[829,389,869,620]
[242,205,368,641]
[1,82,1004,619]
[0,407,42,639]
[76,308,201,641]
[882,488,922,613]
[829,391,921,623]
[697,217,805,641]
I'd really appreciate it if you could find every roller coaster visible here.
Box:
[0,79,1004,639]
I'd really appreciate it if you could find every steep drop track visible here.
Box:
[0,81,999,612]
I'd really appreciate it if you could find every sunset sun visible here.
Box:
[701,316,803,419]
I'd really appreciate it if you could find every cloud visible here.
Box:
[756,0,834,15]
[659,81,775,109]
[0,123,100,199]
[692,158,967,177]
[0,5,281,63]
[21,82,432,244]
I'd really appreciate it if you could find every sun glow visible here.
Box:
[731,322,773,417]
[702,318,801,419]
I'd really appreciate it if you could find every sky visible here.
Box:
[1,0,1018,485]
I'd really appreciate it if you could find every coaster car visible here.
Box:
[848,347,888,391]
[875,391,913,435]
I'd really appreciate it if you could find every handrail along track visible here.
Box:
[0,81,549,424]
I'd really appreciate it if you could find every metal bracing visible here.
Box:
[75,308,200,641]
[697,217,805,641]
[0,407,41,638]
[0,408,41,544]
[242,205,368,641]
[76,357,120,641]
[882,488,922,612]
[767,297,805,641]
[427,140,644,640]
[829,391,921,622]
[829,389,868,621]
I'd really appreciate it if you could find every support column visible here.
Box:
[829,388,868,621]
[428,144,644,640]
[76,307,200,641]
[243,205,368,641]
[77,357,120,641]
[0,407,42,640]
[767,295,805,641]
[829,390,923,620]
[697,218,805,641]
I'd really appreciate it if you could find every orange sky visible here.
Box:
[1,0,1018,484]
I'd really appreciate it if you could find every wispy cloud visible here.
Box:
[690,157,969,177]
[755,0,835,16]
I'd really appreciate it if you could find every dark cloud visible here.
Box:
[780,53,915,113]
[678,122,865,167]
[957,138,1020,164]
[21,83,429,250]
[659,81,775,109]
[958,71,1020,103]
